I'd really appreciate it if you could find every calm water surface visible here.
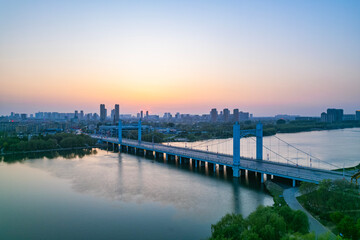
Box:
[0,149,272,240]
[1,128,359,239]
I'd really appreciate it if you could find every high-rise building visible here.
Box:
[321,112,327,122]
[111,109,115,123]
[140,110,143,119]
[80,110,84,120]
[326,108,343,123]
[114,104,120,122]
[239,111,249,121]
[210,108,218,122]
[100,104,107,122]
[163,112,172,119]
[356,110,360,121]
[233,109,239,122]
[223,108,230,122]
[146,111,149,118]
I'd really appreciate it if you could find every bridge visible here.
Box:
[92,120,351,187]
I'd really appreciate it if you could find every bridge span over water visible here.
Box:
[92,121,351,187]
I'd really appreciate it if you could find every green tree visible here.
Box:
[299,182,317,195]
[210,213,245,240]
[337,215,358,239]
[246,206,286,240]
[289,210,309,234]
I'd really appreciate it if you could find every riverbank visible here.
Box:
[265,180,334,237]
[0,146,97,156]
[0,133,97,154]
[297,180,360,239]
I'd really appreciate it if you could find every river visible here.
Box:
[0,128,359,239]
[168,128,360,170]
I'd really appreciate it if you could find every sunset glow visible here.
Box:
[1,0,359,116]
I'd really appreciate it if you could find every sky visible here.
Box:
[0,0,359,116]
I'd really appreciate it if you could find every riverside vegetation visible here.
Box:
[0,133,96,153]
[208,179,359,240]
[298,180,360,239]
[208,180,347,240]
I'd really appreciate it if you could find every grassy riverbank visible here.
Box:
[334,163,360,173]
[297,180,360,239]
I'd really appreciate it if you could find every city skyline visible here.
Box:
[4,104,359,120]
[1,1,360,116]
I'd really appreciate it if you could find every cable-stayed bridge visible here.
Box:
[92,120,351,186]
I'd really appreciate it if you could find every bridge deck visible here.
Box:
[95,136,350,184]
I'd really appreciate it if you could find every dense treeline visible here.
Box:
[0,133,96,153]
[275,120,360,133]
[299,180,360,239]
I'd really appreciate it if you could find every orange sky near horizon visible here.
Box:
[1,1,359,116]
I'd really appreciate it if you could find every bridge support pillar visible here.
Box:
[179,157,182,165]
[195,160,198,168]
[261,173,264,183]
[232,167,240,177]
[233,122,240,166]
[118,120,122,143]
[138,119,142,143]
[213,164,216,172]
[292,179,296,187]
[256,123,263,160]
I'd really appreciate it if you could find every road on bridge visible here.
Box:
[94,136,351,184]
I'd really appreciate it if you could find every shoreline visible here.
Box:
[0,146,98,156]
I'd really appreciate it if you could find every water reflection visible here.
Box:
[7,149,271,218]
[0,148,97,163]
[0,149,273,239]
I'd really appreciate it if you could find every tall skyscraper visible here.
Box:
[114,104,120,122]
[111,109,115,123]
[210,108,218,122]
[100,104,107,122]
[233,109,239,122]
[223,108,230,122]
[80,110,84,120]
[140,110,143,119]
[239,111,249,121]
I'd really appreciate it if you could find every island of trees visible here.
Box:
[0,133,96,154]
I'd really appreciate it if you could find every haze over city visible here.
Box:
[1,0,359,116]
